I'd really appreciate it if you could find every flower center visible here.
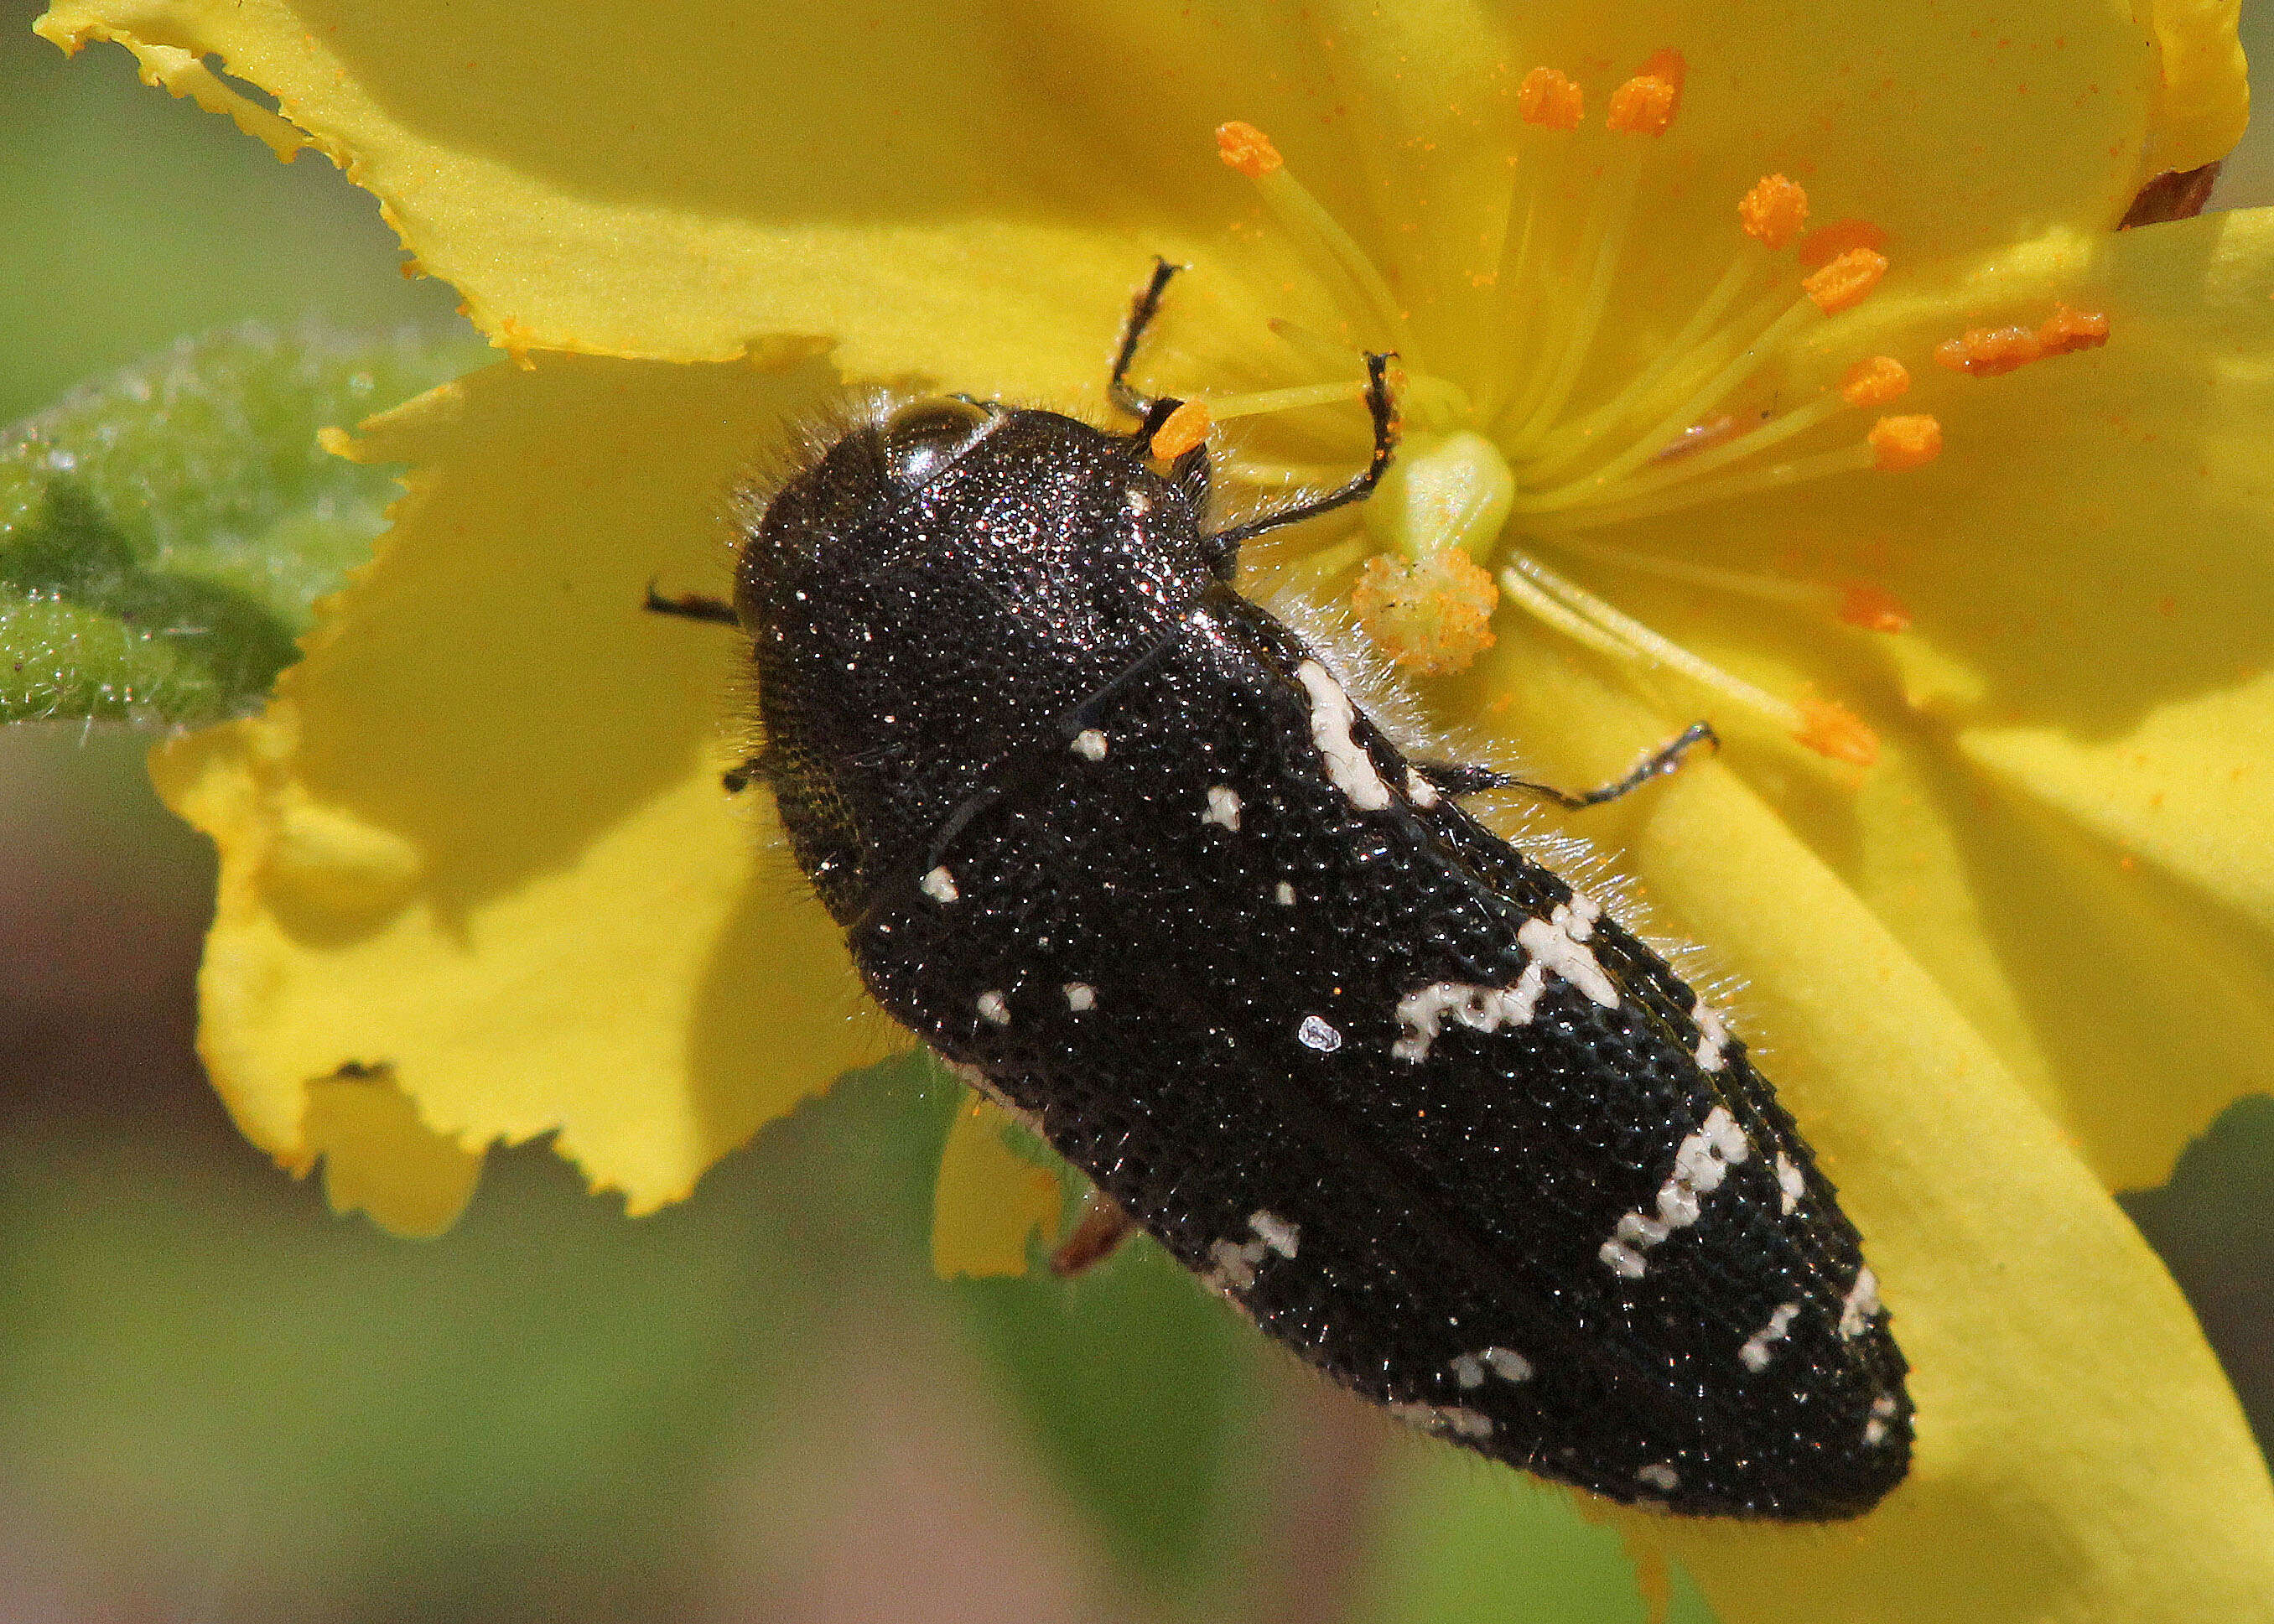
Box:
[1194,64,2100,769]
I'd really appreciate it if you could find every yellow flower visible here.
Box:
[38,0,2274,1615]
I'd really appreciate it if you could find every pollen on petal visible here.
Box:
[1840,583,1913,633]
[1839,355,1910,407]
[1150,400,1212,459]
[1796,219,1889,271]
[1935,324,2041,376]
[1868,413,1942,470]
[1607,71,1679,135]
[1795,697,1880,766]
[1518,67,1585,131]
[2036,302,2110,357]
[1739,174,1809,249]
[1216,121,1284,179]
[1804,249,1889,314]
[1352,549,1500,676]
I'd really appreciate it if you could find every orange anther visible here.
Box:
[1796,219,1888,271]
[1795,697,1880,766]
[1607,72,1678,135]
[1640,49,1688,91]
[1868,413,1942,471]
[1839,355,1910,407]
[1934,324,2041,376]
[2037,301,2110,356]
[1519,67,1585,131]
[1216,121,1283,179]
[1739,174,1810,249]
[1839,583,1913,633]
[1803,247,1889,314]
[1351,550,1500,675]
[1150,400,1212,459]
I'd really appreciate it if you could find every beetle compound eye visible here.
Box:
[880,398,994,490]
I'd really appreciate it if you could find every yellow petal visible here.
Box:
[300,1067,484,1237]
[1588,210,2274,1189]
[151,352,898,1217]
[1458,622,2274,1621]
[2138,0,2252,179]
[1964,672,2274,929]
[932,1097,1064,1279]
[38,0,2196,393]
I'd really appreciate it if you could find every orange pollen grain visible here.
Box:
[1869,413,1942,470]
[1803,248,1889,314]
[1519,67,1586,130]
[2037,301,2110,356]
[1739,174,1809,249]
[1839,355,1910,407]
[1351,551,1500,676]
[1150,401,1212,460]
[1216,121,1283,179]
[1794,697,1880,766]
[1795,218,1888,271]
[1937,303,2111,376]
[1934,325,2033,376]
[1607,73,1679,135]
[1839,583,1913,633]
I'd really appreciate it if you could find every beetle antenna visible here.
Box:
[1109,257,1184,420]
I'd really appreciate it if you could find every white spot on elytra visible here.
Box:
[1516,894,1618,1009]
[1739,1302,1802,1372]
[1693,997,1731,1073]
[1637,1463,1680,1493]
[1393,979,1547,1062]
[1204,1238,1259,1294]
[1249,1210,1299,1259]
[1482,1346,1533,1383]
[1062,982,1096,1012]
[1598,1105,1751,1278]
[1864,1393,1899,1446]
[1295,660,1394,811]
[1838,1267,1882,1340]
[1776,1151,1806,1216]
[921,865,959,904]
[1204,785,1243,830]
[1202,1212,1299,1293]
[1405,767,1440,807]
[1387,1401,1493,1440]
[1600,1238,1648,1279]
[1072,728,1108,761]
[1128,488,1153,516]
[1275,880,1296,905]
[1451,1353,1485,1389]
[1297,1014,1342,1053]
[1393,895,1620,1061]
[976,990,1010,1026]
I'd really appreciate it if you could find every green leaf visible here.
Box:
[1347,1446,1724,1624]
[0,323,481,727]
[955,1211,1264,1595]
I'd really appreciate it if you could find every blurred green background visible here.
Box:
[3,5,2271,1620]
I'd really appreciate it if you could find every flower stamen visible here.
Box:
[1738,174,1810,250]
[1549,536,1913,636]
[1839,355,1911,406]
[1518,67,1586,131]
[1802,247,1890,314]
[1200,379,1368,421]
[1605,51,1685,136]
[1150,400,1212,459]
[1217,120,1409,346]
[1499,551,1878,763]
